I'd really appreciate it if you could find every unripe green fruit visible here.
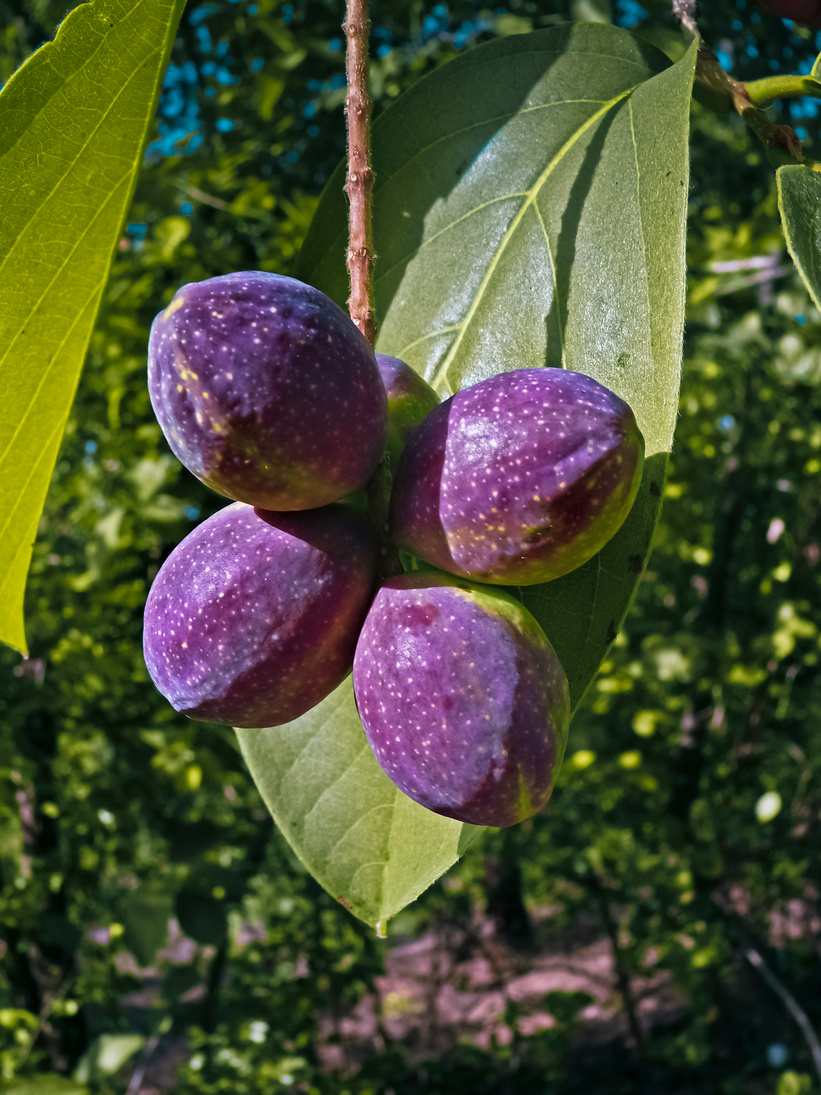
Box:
[376,354,440,466]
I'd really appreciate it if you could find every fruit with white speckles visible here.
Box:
[353,572,570,827]
[143,502,379,728]
[376,354,440,466]
[148,272,388,510]
[389,368,644,586]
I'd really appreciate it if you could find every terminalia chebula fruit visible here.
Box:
[147,271,388,511]
[352,572,570,827]
[143,502,379,729]
[389,368,644,587]
[144,271,644,827]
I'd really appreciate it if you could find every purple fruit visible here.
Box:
[353,572,570,827]
[389,368,644,586]
[148,272,388,510]
[144,502,379,728]
[376,354,440,465]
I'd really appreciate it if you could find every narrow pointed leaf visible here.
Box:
[236,678,482,928]
[0,0,185,652]
[778,164,821,310]
[299,24,695,706]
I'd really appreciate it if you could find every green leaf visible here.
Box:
[74,1034,144,1083]
[236,678,482,928]
[0,0,185,653]
[778,164,821,311]
[175,889,228,946]
[5,1079,88,1095]
[299,24,695,706]
[121,885,173,967]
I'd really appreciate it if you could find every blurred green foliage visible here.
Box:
[1,0,821,1092]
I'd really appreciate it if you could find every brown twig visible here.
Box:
[343,0,377,347]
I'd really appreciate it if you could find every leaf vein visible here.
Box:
[0,181,126,472]
[431,85,636,391]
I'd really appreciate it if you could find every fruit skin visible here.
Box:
[148,272,388,510]
[376,354,440,466]
[143,502,379,728]
[389,368,644,586]
[353,572,570,827]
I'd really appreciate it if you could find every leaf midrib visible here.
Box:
[0,179,124,487]
[430,85,636,393]
[0,37,157,278]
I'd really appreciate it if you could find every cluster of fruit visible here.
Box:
[143,272,644,827]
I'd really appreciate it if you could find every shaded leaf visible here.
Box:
[176,889,228,946]
[299,21,695,708]
[0,0,185,652]
[168,820,227,863]
[778,164,821,310]
[236,678,482,928]
[121,886,173,967]
[163,963,201,1000]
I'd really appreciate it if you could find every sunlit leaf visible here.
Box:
[0,0,185,652]
[5,1079,88,1095]
[74,1034,144,1083]
[236,678,482,928]
[244,24,695,926]
[299,24,695,707]
[778,164,821,311]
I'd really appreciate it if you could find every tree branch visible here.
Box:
[743,943,821,1086]
[343,0,377,347]
[672,0,698,40]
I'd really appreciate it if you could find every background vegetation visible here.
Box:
[1,0,820,1091]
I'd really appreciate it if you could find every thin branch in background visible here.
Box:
[714,265,793,296]
[343,0,377,347]
[183,184,230,211]
[743,944,821,1086]
[709,253,785,274]
[125,1034,159,1095]
[587,872,645,1054]
[672,0,698,39]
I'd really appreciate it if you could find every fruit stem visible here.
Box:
[745,73,821,108]
[343,0,377,347]
[673,0,804,166]
[694,46,804,166]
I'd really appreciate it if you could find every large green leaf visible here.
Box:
[251,24,694,928]
[778,164,821,310]
[236,678,482,929]
[299,22,695,706]
[0,0,185,653]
